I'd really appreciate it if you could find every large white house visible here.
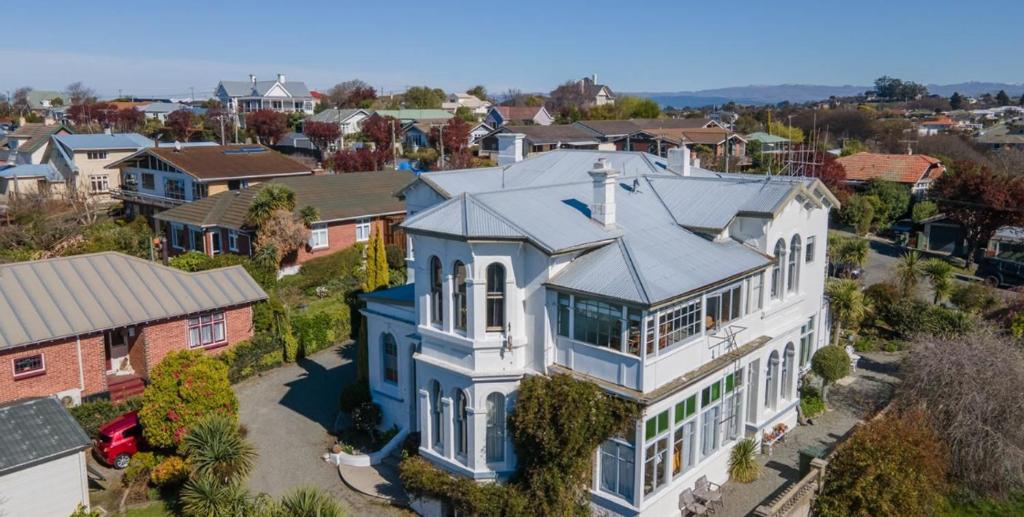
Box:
[362,144,837,516]
[215,74,314,115]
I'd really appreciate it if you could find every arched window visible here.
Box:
[429,380,443,451]
[765,351,780,410]
[486,264,506,331]
[429,256,443,325]
[782,343,795,400]
[486,393,506,463]
[453,261,467,331]
[381,333,398,384]
[771,239,786,300]
[454,389,468,459]
[788,236,802,293]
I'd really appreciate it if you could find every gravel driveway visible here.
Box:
[235,343,408,516]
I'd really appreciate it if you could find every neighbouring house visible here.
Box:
[644,127,747,164]
[367,148,837,516]
[573,120,679,155]
[153,171,414,272]
[479,124,603,160]
[919,214,967,256]
[4,122,71,165]
[107,144,314,219]
[310,90,327,108]
[0,397,92,516]
[988,226,1024,260]
[468,122,493,146]
[975,123,1024,151]
[25,90,65,115]
[836,152,945,196]
[0,163,66,208]
[441,93,492,116]
[375,109,454,125]
[744,132,792,153]
[0,252,267,405]
[631,117,723,131]
[47,132,154,203]
[484,106,555,127]
[576,74,616,107]
[215,74,314,115]
[139,102,200,122]
[307,108,371,149]
[916,116,958,136]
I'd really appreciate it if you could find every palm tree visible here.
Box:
[181,415,256,484]
[826,278,867,346]
[298,205,320,228]
[248,184,297,226]
[278,487,346,517]
[180,474,253,517]
[895,250,924,297]
[827,234,869,277]
[922,259,954,304]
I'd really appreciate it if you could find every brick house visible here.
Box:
[0,252,267,405]
[153,171,415,273]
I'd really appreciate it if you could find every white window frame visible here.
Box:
[89,174,109,193]
[805,235,816,263]
[210,232,221,255]
[355,217,371,242]
[599,436,636,502]
[671,394,698,479]
[643,410,671,497]
[309,223,329,250]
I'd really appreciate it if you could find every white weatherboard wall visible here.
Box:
[0,451,89,516]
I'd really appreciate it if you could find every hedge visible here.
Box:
[399,456,529,516]
[278,245,364,295]
[70,397,144,438]
[218,334,285,384]
[292,297,351,358]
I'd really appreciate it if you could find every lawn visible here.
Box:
[942,494,1024,516]
[124,501,175,517]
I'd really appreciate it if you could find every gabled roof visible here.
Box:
[106,144,312,181]
[155,171,414,229]
[578,77,615,100]
[403,193,527,241]
[140,102,191,114]
[490,106,547,123]
[630,118,718,130]
[0,398,90,476]
[25,90,63,110]
[836,152,945,184]
[8,124,69,153]
[744,132,790,144]
[573,120,644,137]
[218,80,312,99]
[374,109,453,122]
[645,127,744,146]
[0,252,267,350]
[53,132,152,151]
[489,124,600,145]
[0,163,62,182]
[308,108,369,124]
[646,176,806,232]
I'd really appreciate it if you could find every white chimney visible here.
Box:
[667,145,691,176]
[249,74,256,85]
[104,127,113,136]
[588,158,620,228]
[277,73,286,84]
[592,73,597,84]
[497,133,525,167]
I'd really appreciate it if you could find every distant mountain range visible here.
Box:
[630,82,1024,108]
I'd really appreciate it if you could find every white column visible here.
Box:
[418,389,431,449]
[441,397,454,459]
[466,406,481,471]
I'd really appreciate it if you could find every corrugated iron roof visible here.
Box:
[0,252,267,350]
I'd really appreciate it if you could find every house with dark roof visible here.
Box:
[836,152,945,195]
[975,123,1024,151]
[216,74,314,115]
[576,74,615,107]
[4,122,71,165]
[0,252,267,405]
[367,148,838,516]
[484,105,555,127]
[106,144,314,218]
[0,397,92,516]
[478,124,603,159]
[153,171,414,271]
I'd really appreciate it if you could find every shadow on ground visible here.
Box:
[276,343,358,432]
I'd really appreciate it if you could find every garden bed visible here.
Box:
[328,415,405,467]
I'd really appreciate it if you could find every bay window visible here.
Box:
[646,297,701,354]
[747,273,764,313]
[799,316,816,368]
[700,380,723,457]
[188,312,226,348]
[381,333,398,384]
[600,437,635,501]
[558,293,642,355]
[782,343,795,400]
[486,393,506,463]
[788,236,802,293]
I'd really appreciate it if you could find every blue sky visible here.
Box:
[3,0,1023,99]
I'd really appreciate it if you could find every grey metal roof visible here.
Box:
[647,176,799,231]
[53,132,153,151]
[309,109,367,123]
[219,80,312,99]
[141,102,191,114]
[403,193,526,240]
[0,397,91,476]
[0,252,268,350]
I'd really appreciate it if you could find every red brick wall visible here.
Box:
[284,217,395,267]
[0,335,107,404]
[141,305,255,375]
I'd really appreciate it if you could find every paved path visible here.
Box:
[717,352,902,517]
[235,343,410,516]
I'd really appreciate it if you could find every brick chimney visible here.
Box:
[588,158,620,228]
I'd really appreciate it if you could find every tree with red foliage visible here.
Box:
[929,161,1024,265]
[361,114,401,148]
[244,109,288,145]
[165,110,199,141]
[67,101,117,127]
[328,147,390,173]
[303,121,341,152]
[345,86,377,108]
[113,108,145,133]
[813,152,850,202]
[427,117,472,170]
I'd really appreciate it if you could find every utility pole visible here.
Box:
[390,120,398,170]
[189,86,195,104]
[219,113,226,145]
[438,124,445,170]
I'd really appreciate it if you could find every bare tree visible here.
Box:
[65,82,97,105]
[12,87,32,114]
[898,327,1024,497]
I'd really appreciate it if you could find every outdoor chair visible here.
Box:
[844,344,861,372]
[679,488,709,516]
[694,475,723,511]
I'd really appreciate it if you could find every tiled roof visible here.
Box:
[155,171,414,229]
[107,145,313,181]
[492,106,545,122]
[645,127,740,145]
[8,124,68,153]
[0,398,91,475]
[0,252,267,350]
[630,118,716,130]
[836,152,945,184]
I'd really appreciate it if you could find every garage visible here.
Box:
[0,397,92,516]
[922,215,965,255]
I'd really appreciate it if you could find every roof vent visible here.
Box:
[174,141,182,152]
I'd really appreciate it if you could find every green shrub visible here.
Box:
[292,298,351,358]
[853,335,878,353]
[218,334,285,383]
[169,251,277,290]
[69,397,143,438]
[339,380,371,413]
[812,346,850,402]
[950,283,1000,314]
[70,218,154,258]
[124,452,163,486]
[139,350,238,449]
[800,385,826,419]
[150,455,189,487]
[882,299,975,339]
[399,455,529,516]
[279,244,364,295]
[864,282,900,314]
[351,402,382,439]
[729,438,761,483]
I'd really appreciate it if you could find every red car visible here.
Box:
[94,411,144,469]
